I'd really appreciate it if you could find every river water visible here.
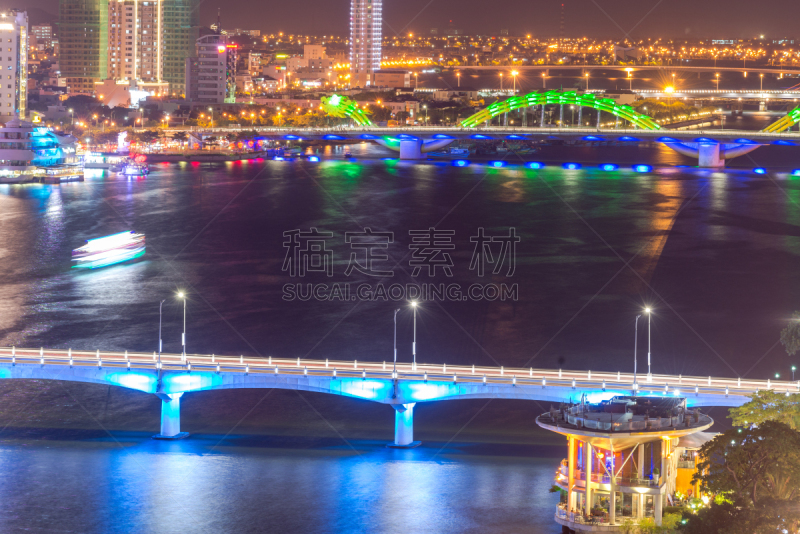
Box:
[1,140,800,532]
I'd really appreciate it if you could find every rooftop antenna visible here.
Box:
[216,8,221,35]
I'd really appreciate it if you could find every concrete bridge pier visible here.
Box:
[578,106,582,127]
[698,143,723,168]
[153,392,190,440]
[387,403,421,448]
[399,139,423,160]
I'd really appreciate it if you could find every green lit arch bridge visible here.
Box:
[0,347,781,444]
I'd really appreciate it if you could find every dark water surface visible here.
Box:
[1,142,800,532]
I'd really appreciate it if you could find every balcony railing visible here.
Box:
[569,468,662,488]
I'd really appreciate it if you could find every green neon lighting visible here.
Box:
[321,94,373,126]
[460,90,660,130]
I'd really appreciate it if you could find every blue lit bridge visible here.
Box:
[0,347,781,445]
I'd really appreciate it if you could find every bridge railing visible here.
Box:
[0,347,795,399]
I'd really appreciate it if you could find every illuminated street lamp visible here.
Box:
[177,291,187,362]
[645,307,652,377]
[68,108,74,126]
[411,301,419,370]
[456,72,461,87]
[760,73,764,92]
[665,85,675,122]
[793,365,797,381]
[511,70,518,93]
[584,72,589,91]
[208,107,214,128]
[625,67,633,91]
[542,72,546,89]
[715,73,720,91]
[634,314,642,393]
[393,308,400,377]
[158,299,166,367]
[500,72,503,91]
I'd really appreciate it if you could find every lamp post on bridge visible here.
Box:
[511,70,518,94]
[645,307,652,378]
[411,301,418,370]
[634,314,641,394]
[625,68,633,91]
[393,308,400,377]
[584,73,589,92]
[158,299,165,367]
[178,291,187,362]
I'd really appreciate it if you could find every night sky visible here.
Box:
[19,0,800,40]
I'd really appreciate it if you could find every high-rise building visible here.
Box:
[0,10,28,122]
[60,0,197,96]
[160,0,200,95]
[59,0,108,93]
[184,34,235,104]
[349,0,381,87]
[31,24,54,49]
[107,0,161,84]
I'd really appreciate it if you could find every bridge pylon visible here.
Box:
[387,403,420,448]
[153,392,190,440]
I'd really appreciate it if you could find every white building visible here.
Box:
[349,0,381,87]
[0,10,27,123]
[185,34,232,104]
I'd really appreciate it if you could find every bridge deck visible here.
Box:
[0,347,790,401]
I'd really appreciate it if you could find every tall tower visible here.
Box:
[59,0,109,93]
[349,0,382,87]
[559,3,564,52]
[0,10,28,121]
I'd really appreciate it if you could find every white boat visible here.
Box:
[119,162,149,175]
[72,231,146,269]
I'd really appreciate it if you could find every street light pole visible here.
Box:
[393,308,400,377]
[411,301,418,370]
[634,314,641,393]
[645,308,652,377]
[158,299,165,367]
[178,292,186,361]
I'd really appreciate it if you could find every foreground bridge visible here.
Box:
[0,347,783,445]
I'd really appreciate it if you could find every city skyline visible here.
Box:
[21,0,800,38]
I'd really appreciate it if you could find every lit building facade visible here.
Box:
[107,0,161,83]
[185,34,235,104]
[58,0,108,93]
[0,11,28,122]
[31,24,54,49]
[349,0,381,87]
[159,0,199,94]
[537,396,714,533]
[59,0,197,95]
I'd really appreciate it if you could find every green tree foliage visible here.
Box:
[680,500,800,534]
[366,104,391,122]
[172,132,188,143]
[780,311,800,356]
[693,421,800,506]
[730,390,800,430]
